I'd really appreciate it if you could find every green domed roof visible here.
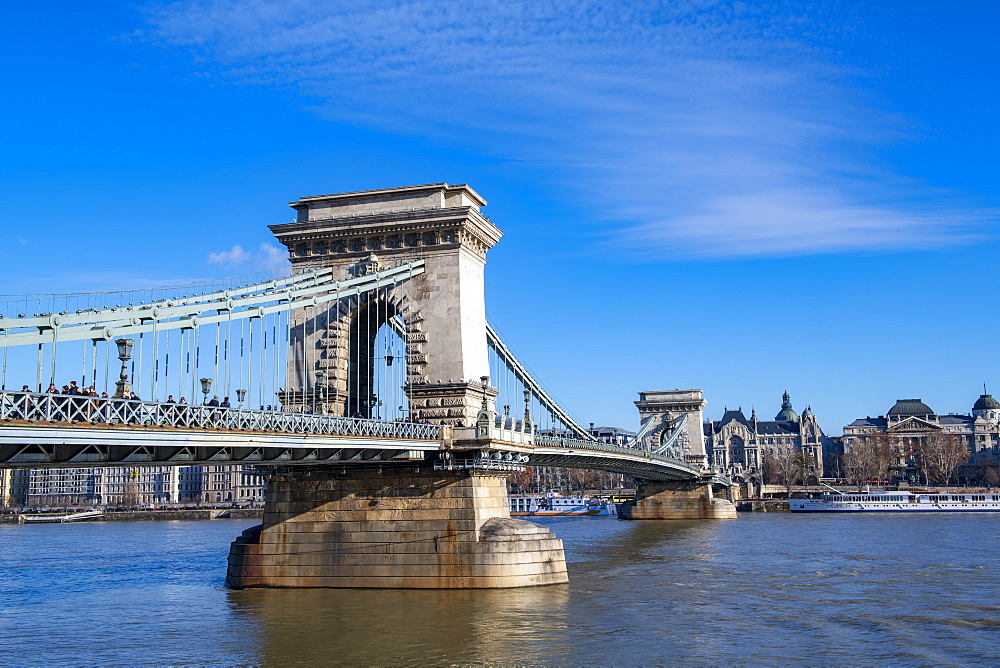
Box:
[974,394,1000,411]
[774,390,799,423]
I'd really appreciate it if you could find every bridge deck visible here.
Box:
[0,392,709,481]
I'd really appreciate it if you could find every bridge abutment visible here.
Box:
[618,481,737,520]
[227,468,568,589]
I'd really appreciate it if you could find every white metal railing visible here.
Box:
[0,391,443,441]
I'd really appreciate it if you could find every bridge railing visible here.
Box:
[531,433,696,468]
[0,391,443,441]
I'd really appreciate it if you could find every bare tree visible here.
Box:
[843,432,894,489]
[123,470,140,507]
[916,432,969,485]
[507,466,535,493]
[763,443,804,496]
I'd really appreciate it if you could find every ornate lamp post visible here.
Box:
[476,375,491,438]
[200,378,213,405]
[236,388,247,407]
[314,370,328,415]
[522,389,533,434]
[112,338,134,398]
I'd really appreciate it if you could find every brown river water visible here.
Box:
[1,513,998,665]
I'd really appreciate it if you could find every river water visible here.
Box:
[1,513,998,665]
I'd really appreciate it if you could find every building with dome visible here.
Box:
[842,392,1000,471]
[703,391,831,481]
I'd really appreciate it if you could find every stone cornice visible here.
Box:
[290,182,487,209]
[270,206,502,262]
[636,400,707,413]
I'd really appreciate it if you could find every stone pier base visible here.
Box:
[227,469,568,589]
[618,481,737,520]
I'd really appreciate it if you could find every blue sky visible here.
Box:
[1,0,998,433]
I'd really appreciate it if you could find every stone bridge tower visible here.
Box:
[619,389,735,520]
[634,390,710,469]
[269,183,501,425]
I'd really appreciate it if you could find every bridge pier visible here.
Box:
[618,481,737,520]
[227,468,568,589]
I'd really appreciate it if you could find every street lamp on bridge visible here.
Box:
[236,388,246,407]
[522,389,533,434]
[315,370,328,414]
[200,378,213,405]
[112,338,134,399]
[476,375,491,438]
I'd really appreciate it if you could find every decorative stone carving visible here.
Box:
[348,253,381,277]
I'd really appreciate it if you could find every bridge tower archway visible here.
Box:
[634,390,710,469]
[271,184,502,425]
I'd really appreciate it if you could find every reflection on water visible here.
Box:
[2,514,1000,664]
[228,584,571,665]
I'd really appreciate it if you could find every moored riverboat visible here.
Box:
[790,490,1000,513]
[509,495,617,516]
[18,509,104,524]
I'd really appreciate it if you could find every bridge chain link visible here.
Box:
[532,433,689,468]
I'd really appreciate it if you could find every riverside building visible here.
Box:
[11,464,267,507]
[842,394,1000,467]
[703,391,830,481]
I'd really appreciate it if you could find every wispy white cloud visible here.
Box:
[208,243,287,269]
[144,0,994,258]
[208,244,250,265]
[259,243,287,268]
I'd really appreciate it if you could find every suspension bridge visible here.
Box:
[0,183,734,589]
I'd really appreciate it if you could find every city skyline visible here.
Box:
[1,1,997,432]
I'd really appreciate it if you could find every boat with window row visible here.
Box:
[790,490,1000,513]
[18,509,104,523]
[508,495,617,516]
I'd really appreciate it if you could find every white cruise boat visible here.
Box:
[790,490,1000,513]
[18,509,104,523]
[509,495,617,517]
